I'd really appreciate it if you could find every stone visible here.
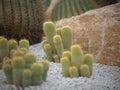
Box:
[56,3,120,66]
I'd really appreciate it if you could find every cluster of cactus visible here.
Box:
[61,45,93,78]
[42,21,72,62]
[0,36,50,87]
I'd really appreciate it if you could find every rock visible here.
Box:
[56,3,120,66]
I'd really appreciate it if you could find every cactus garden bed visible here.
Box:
[0,43,119,90]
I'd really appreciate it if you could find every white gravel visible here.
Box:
[0,43,120,90]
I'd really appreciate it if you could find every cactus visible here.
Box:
[71,45,83,70]
[53,35,64,57]
[62,51,71,61]
[13,50,24,57]
[20,48,28,55]
[25,53,36,68]
[22,69,32,87]
[84,54,93,74]
[80,64,90,77]
[56,28,62,36]
[19,39,29,50]
[2,64,13,84]
[41,60,50,81]
[44,44,53,61]
[0,37,9,60]
[60,57,70,77]
[8,39,18,51]
[43,22,56,53]
[12,57,25,85]
[0,0,45,44]
[10,49,16,58]
[41,40,49,51]
[31,63,44,85]
[61,26,72,50]
[53,54,59,63]
[69,66,79,78]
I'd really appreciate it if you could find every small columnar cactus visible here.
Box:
[13,50,24,57]
[71,45,83,70]
[19,39,29,50]
[69,66,79,78]
[0,37,9,60]
[12,57,25,85]
[61,26,72,50]
[31,63,44,85]
[56,28,62,36]
[60,57,70,77]
[8,39,18,51]
[80,64,90,77]
[25,53,36,68]
[44,44,53,61]
[53,54,59,63]
[84,54,93,75]
[22,69,32,87]
[53,35,64,57]
[43,22,56,53]
[41,60,50,81]
[62,51,71,61]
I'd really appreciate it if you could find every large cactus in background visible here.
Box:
[0,0,45,44]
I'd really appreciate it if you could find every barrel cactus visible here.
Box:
[0,0,45,44]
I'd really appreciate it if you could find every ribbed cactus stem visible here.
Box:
[41,60,50,81]
[19,39,29,50]
[56,28,62,36]
[69,66,79,78]
[62,51,71,62]
[13,50,24,57]
[41,40,48,51]
[43,21,56,53]
[60,57,70,77]
[84,54,93,75]
[53,35,64,57]
[25,53,37,68]
[22,69,32,87]
[0,37,9,60]
[61,26,72,50]
[71,45,83,70]
[8,39,18,51]
[20,48,28,55]
[31,63,44,85]
[80,64,90,77]
[44,44,53,61]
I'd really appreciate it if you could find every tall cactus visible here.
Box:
[61,26,72,50]
[43,21,56,53]
[71,45,83,70]
[0,0,45,44]
[12,56,25,85]
[53,35,64,57]
[60,57,70,77]
[0,37,9,60]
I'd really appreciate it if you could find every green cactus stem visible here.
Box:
[61,26,72,50]
[62,51,71,62]
[80,64,90,77]
[69,66,79,78]
[13,50,24,57]
[19,39,29,50]
[43,44,53,61]
[20,48,28,55]
[31,63,44,85]
[0,37,9,60]
[41,40,49,51]
[60,57,70,77]
[43,21,56,53]
[25,53,37,68]
[3,64,13,84]
[8,39,18,51]
[56,28,62,36]
[84,54,93,75]
[22,69,32,87]
[71,45,83,70]
[53,35,64,57]
[41,60,50,81]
